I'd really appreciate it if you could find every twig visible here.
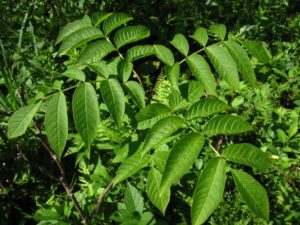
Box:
[209,144,221,157]
[31,127,88,225]
[93,181,114,216]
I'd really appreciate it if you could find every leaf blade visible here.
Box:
[170,33,189,56]
[102,13,133,35]
[154,44,175,66]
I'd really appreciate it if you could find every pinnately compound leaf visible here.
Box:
[191,158,227,225]
[126,45,155,61]
[232,169,269,220]
[59,27,104,55]
[170,33,189,56]
[147,168,170,214]
[72,83,99,148]
[143,116,184,154]
[203,115,253,135]
[100,79,125,127]
[8,102,41,138]
[205,44,240,90]
[77,40,115,65]
[153,44,175,66]
[186,54,217,96]
[224,40,256,87]
[191,27,208,47]
[222,143,272,171]
[124,81,145,109]
[186,98,229,120]
[160,132,204,196]
[114,25,150,49]
[45,92,68,161]
[102,13,133,35]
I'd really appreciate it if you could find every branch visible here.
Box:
[31,127,88,225]
[93,181,114,217]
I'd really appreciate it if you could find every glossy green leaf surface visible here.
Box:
[232,169,269,220]
[143,116,184,154]
[62,68,86,81]
[206,44,240,90]
[209,24,226,40]
[117,59,133,82]
[191,27,208,47]
[56,15,92,44]
[102,13,133,35]
[203,115,253,135]
[186,54,217,96]
[186,98,229,120]
[191,158,227,225]
[77,40,115,65]
[146,168,170,214]
[224,40,256,87]
[59,27,104,55]
[170,33,189,56]
[126,45,155,61]
[72,83,99,148]
[124,81,145,109]
[153,44,175,66]
[243,40,272,63]
[223,143,272,171]
[100,79,125,127]
[45,92,68,161]
[8,102,41,138]
[160,133,204,195]
[92,12,113,27]
[135,103,171,130]
[114,25,150,49]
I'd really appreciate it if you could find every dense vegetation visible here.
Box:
[0,1,299,224]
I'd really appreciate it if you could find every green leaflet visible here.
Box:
[243,40,272,63]
[135,103,171,130]
[124,81,145,109]
[100,79,125,127]
[224,40,256,87]
[166,62,180,91]
[102,13,133,35]
[126,45,155,61]
[160,132,204,195]
[8,102,41,138]
[146,168,170,214]
[45,92,68,161]
[124,184,144,213]
[91,12,113,27]
[153,44,175,66]
[168,88,188,111]
[232,169,269,220]
[209,24,226,40]
[114,147,150,184]
[72,83,99,148]
[77,40,115,65]
[205,44,240,90]
[59,27,104,55]
[170,33,189,56]
[88,61,109,78]
[186,98,229,120]
[203,115,253,135]
[142,116,184,154]
[186,54,217,96]
[186,80,205,103]
[118,59,133,82]
[114,25,150,49]
[56,15,92,44]
[62,68,85,81]
[222,143,272,171]
[191,158,227,225]
[191,27,208,47]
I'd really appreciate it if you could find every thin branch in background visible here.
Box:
[93,181,114,217]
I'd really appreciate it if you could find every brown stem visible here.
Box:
[93,181,114,216]
[31,128,88,225]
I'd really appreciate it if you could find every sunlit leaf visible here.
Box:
[170,33,189,56]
